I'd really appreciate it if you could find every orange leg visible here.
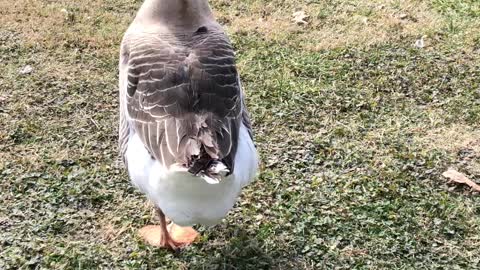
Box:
[157,208,181,251]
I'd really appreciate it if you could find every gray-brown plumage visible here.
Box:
[118,0,251,176]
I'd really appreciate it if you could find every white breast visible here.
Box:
[126,124,258,226]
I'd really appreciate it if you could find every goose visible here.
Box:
[118,0,258,250]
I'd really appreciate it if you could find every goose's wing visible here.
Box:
[119,31,243,172]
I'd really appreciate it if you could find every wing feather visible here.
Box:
[119,30,247,172]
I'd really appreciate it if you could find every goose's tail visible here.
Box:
[187,145,230,184]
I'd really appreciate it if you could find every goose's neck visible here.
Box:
[137,0,213,29]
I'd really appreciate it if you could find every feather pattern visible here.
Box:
[119,29,245,174]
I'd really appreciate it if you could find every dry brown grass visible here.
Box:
[419,124,480,154]
[216,0,444,50]
[415,124,480,174]
[0,0,129,57]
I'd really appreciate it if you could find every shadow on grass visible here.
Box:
[185,228,300,270]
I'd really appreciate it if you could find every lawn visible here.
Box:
[1,0,479,269]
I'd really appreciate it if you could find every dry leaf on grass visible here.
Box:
[442,168,480,192]
[292,11,309,25]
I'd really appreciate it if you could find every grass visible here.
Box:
[1,0,479,269]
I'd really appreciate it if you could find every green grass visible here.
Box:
[1,0,480,269]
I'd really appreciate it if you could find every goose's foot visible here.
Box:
[139,225,181,251]
[138,208,199,251]
[168,223,199,246]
